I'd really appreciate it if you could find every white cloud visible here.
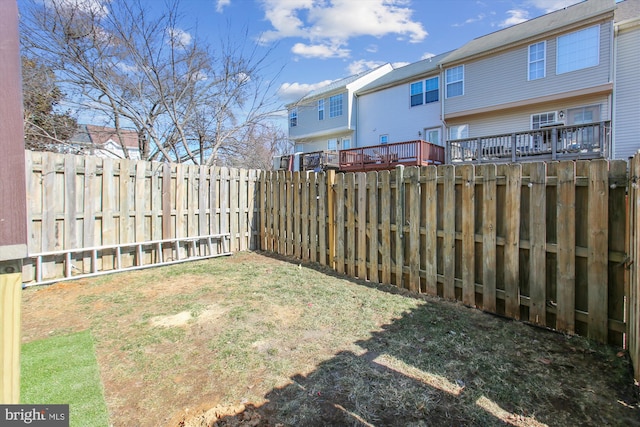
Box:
[453,13,487,27]
[277,80,334,103]
[366,44,378,53]
[291,43,349,59]
[421,52,435,60]
[216,0,231,13]
[525,0,581,13]
[347,60,386,75]
[499,9,530,27]
[259,0,427,59]
[166,27,192,46]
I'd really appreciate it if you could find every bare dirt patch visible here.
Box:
[21,251,640,427]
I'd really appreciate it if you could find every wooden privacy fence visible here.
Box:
[23,151,260,284]
[259,160,630,349]
[627,153,640,380]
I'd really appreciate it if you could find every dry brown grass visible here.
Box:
[21,251,639,427]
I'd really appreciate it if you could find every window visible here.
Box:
[380,135,389,144]
[529,41,546,80]
[328,138,338,150]
[425,128,441,146]
[531,112,557,129]
[446,65,464,98]
[448,124,468,140]
[318,99,324,120]
[342,138,351,149]
[329,94,343,117]
[410,81,423,106]
[289,108,297,127]
[425,77,439,103]
[557,25,599,74]
[567,105,600,124]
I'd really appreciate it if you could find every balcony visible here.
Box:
[339,140,445,172]
[447,121,610,164]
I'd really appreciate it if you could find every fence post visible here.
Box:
[0,0,27,404]
[511,133,517,163]
[327,170,336,269]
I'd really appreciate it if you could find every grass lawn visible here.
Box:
[21,330,110,427]
[20,251,640,427]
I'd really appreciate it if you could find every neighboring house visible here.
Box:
[613,0,640,160]
[284,0,638,169]
[285,64,393,170]
[70,124,141,160]
[440,0,617,163]
[356,51,451,148]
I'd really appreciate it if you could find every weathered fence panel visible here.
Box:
[23,151,258,284]
[628,153,640,381]
[259,159,629,350]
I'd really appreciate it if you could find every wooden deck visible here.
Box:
[447,121,611,164]
[339,140,445,172]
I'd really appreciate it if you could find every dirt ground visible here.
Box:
[21,252,640,427]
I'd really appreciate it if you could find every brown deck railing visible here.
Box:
[339,140,445,172]
[448,121,611,164]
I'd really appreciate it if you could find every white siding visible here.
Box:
[289,91,349,140]
[358,81,442,147]
[614,23,640,160]
[445,22,613,115]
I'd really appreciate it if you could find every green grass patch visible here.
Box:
[21,330,109,427]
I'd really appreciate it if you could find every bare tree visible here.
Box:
[20,0,282,164]
[221,122,291,170]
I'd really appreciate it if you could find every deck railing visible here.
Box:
[301,150,339,171]
[447,121,611,164]
[339,140,445,172]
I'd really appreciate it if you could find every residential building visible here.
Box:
[284,0,638,169]
[613,0,640,160]
[70,124,141,160]
[441,0,617,163]
[285,64,393,170]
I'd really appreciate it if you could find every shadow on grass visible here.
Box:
[190,253,640,427]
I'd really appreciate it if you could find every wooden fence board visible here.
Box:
[395,166,405,288]
[504,163,522,319]
[302,173,310,261]
[380,170,391,285]
[368,172,379,283]
[309,173,317,263]
[529,162,547,325]
[335,173,346,275]
[423,166,437,296]
[293,172,301,258]
[407,167,420,293]
[461,164,475,306]
[481,164,497,312]
[83,157,98,270]
[630,154,640,380]
[588,160,609,342]
[442,165,455,299]
[357,172,367,279]
[318,172,328,266]
[346,173,356,277]
[556,161,576,334]
[220,167,230,253]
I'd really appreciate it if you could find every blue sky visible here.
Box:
[188,0,608,105]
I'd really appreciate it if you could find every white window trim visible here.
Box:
[528,41,546,81]
[445,65,464,99]
[289,108,298,127]
[410,81,423,107]
[318,99,324,121]
[530,111,558,129]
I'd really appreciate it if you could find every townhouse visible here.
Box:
[284,0,639,171]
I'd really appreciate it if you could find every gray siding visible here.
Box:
[446,94,610,139]
[445,22,613,115]
[614,23,640,160]
[289,90,349,139]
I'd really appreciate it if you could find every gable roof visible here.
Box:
[357,51,452,95]
[290,63,392,105]
[71,124,139,149]
[441,0,615,65]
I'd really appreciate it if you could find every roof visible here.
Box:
[442,0,615,65]
[357,51,452,95]
[292,63,392,104]
[615,0,640,22]
[71,124,139,149]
